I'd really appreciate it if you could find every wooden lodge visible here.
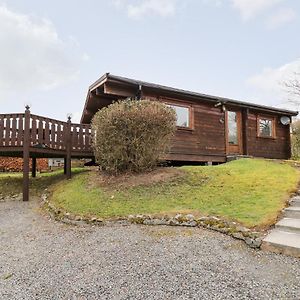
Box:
[0,73,298,201]
[81,73,298,163]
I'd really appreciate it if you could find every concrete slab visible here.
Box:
[284,207,300,218]
[276,218,300,233]
[262,230,300,257]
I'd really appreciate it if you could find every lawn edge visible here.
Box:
[42,193,265,249]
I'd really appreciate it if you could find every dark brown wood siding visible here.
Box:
[247,110,291,159]
[155,97,226,162]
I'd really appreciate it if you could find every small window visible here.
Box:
[168,104,190,128]
[258,117,275,138]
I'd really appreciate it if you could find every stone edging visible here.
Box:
[42,194,264,249]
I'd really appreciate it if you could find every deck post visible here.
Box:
[32,157,36,178]
[66,116,72,179]
[64,158,67,174]
[23,106,30,201]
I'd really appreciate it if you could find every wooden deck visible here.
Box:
[0,107,94,201]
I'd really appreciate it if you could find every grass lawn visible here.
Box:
[0,168,85,197]
[48,159,300,228]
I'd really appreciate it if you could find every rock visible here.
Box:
[181,221,197,227]
[144,219,167,226]
[128,215,145,224]
[186,214,195,222]
[245,237,262,248]
[232,232,245,240]
[75,216,82,221]
[168,218,180,226]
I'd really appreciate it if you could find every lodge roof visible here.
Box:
[81,73,298,123]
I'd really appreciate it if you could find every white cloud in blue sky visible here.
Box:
[0,0,299,120]
[230,0,283,20]
[0,4,86,93]
[112,0,177,19]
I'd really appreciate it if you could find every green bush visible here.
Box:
[92,99,177,174]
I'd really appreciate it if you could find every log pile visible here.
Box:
[0,157,49,172]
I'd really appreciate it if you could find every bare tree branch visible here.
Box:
[282,72,300,100]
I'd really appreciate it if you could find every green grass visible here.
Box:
[0,168,86,197]
[49,159,300,228]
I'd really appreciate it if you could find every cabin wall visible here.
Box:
[88,85,293,162]
[246,110,291,159]
[143,92,227,162]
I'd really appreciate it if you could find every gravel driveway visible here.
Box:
[1,199,300,300]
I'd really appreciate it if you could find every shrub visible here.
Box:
[92,99,177,174]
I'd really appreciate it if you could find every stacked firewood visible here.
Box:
[0,157,48,172]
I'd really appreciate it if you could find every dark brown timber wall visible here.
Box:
[84,81,293,162]
[247,110,291,159]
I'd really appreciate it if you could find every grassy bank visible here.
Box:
[49,159,300,228]
[0,168,85,197]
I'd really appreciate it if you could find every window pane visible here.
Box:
[228,111,238,145]
[259,119,273,137]
[168,105,189,127]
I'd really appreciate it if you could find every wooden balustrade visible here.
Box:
[0,108,94,202]
[0,113,25,147]
[0,112,93,153]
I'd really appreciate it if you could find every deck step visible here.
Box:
[289,199,300,207]
[275,218,300,234]
[262,230,300,257]
[284,207,300,218]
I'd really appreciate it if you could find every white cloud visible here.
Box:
[266,7,296,29]
[247,59,300,108]
[0,5,86,93]
[230,0,283,20]
[112,0,177,19]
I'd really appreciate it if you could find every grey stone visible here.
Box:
[232,232,245,240]
[186,214,195,221]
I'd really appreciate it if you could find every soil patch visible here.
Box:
[88,167,186,190]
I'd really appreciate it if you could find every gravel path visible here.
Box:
[1,199,300,300]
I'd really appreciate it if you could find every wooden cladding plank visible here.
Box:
[5,117,10,146]
[44,118,50,145]
[57,123,62,149]
[10,115,17,146]
[31,115,37,145]
[51,122,55,148]
[38,119,43,144]
[61,123,66,150]
[0,115,4,146]
[72,125,79,150]
[84,125,90,149]
[78,125,84,150]
[17,115,24,146]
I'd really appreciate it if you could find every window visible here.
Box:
[168,104,190,128]
[228,111,238,145]
[258,116,275,138]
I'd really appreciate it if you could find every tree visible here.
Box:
[283,72,300,107]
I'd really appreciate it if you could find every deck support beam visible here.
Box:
[66,116,72,179]
[32,157,36,178]
[23,106,30,201]
[64,158,67,175]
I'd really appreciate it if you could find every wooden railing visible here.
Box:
[0,108,94,202]
[0,111,93,153]
[0,113,25,147]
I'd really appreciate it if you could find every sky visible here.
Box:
[0,0,300,122]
